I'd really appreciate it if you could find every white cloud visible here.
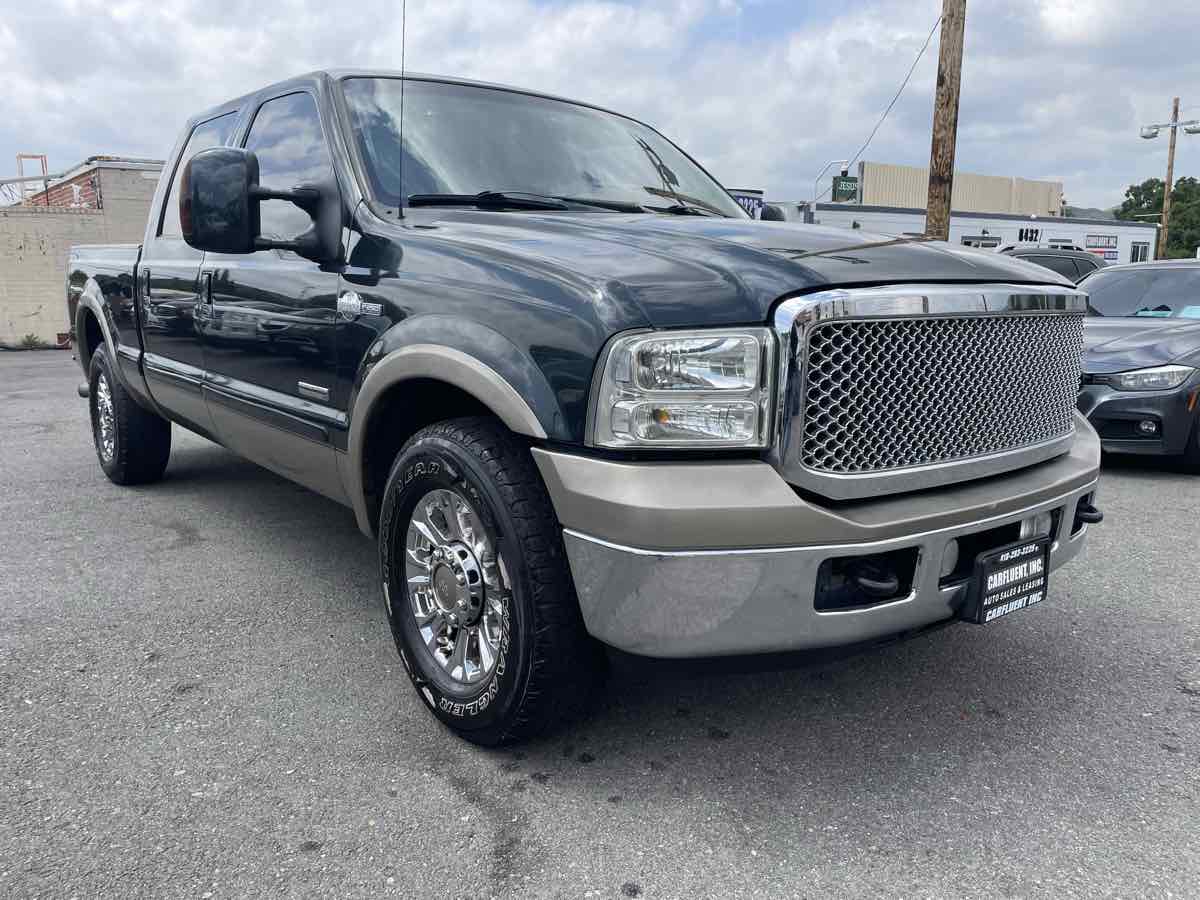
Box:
[2,0,1198,208]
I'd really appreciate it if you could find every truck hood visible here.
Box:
[1082,316,1200,373]
[397,210,1073,328]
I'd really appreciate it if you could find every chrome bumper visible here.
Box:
[534,417,1101,658]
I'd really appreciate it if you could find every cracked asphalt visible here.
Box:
[2,351,1198,899]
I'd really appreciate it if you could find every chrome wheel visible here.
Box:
[405,488,509,685]
[95,373,115,463]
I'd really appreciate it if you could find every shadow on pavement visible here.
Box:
[145,432,1120,826]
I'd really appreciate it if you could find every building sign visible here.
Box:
[1086,234,1118,249]
[727,188,764,219]
[831,176,859,202]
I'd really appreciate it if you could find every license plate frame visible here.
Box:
[962,537,1051,625]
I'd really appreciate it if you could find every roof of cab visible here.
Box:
[186,69,629,130]
[1097,259,1200,273]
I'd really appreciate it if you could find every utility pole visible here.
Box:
[924,0,967,240]
[1140,99,1197,258]
[1160,97,1180,258]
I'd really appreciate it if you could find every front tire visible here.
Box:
[379,417,602,745]
[1182,417,1200,472]
[88,345,171,485]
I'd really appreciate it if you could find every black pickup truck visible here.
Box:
[68,70,1102,745]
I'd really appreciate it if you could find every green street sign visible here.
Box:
[832,176,858,202]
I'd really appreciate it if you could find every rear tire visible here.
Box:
[378,416,603,746]
[88,345,171,485]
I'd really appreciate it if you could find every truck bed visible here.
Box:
[66,242,142,360]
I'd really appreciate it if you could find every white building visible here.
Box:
[855,161,1064,217]
[765,201,1159,266]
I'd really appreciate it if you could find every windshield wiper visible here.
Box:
[642,203,720,217]
[408,191,651,213]
[550,196,647,213]
[407,191,570,211]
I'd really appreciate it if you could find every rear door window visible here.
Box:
[1025,255,1080,281]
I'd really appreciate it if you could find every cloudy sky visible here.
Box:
[2,0,1197,208]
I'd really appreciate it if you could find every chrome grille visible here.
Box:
[800,314,1084,474]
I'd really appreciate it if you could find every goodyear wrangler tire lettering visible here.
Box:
[377,416,603,746]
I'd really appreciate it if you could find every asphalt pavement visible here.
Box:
[2,351,1197,899]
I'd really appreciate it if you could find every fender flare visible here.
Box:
[75,282,123,380]
[344,343,550,537]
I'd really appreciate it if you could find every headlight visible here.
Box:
[1110,364,1195,391]
[589,328,775,448]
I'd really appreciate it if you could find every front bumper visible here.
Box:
[1078,380,1199,456]
[533,417,1101,658]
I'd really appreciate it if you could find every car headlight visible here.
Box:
[1110,364,1195,391]
[589,328,775,448]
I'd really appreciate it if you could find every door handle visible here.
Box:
[201,270,214,305]
[142,268,151,300]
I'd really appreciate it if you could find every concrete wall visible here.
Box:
[858,161,1063,217]
[0,166,158,347]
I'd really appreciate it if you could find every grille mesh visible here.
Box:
[800,314,1084,474]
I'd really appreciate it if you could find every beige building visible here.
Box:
[1,157,162,347]
[853,161,1064,217]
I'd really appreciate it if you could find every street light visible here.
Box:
[809,159,850,224]
[1140,97,1199,257]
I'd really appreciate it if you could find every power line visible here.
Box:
[814,14,942,204]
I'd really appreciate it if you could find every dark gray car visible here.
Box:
[1002,246,1107,283]
[1077,260,1200,466]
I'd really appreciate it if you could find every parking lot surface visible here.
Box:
[2,351,1198,899]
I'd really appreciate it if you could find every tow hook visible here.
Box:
[1074,501,1103,527]
[847,559,902,600]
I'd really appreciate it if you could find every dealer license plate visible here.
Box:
[963,537,1051,625]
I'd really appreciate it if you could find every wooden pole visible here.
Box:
[924,0,967,240]
[1159,96,1180,259]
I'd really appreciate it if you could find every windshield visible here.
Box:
[340,77,747,218]
[1080,267,1200,318]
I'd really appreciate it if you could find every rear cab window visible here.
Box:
[1025,255,1081,281]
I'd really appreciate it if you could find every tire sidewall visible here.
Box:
[379,434,533,737]
[88,348,120,479]
[1184,416,1200,470]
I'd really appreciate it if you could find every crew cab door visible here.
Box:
[139,111,239,437]
[200,91,344,502]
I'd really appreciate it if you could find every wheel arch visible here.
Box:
[74,281,119,376]
[346,341,555,538]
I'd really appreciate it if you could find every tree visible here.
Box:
[1115,175,1200,258]
[1168,182,1200,260]
[1115,178,1163,221]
